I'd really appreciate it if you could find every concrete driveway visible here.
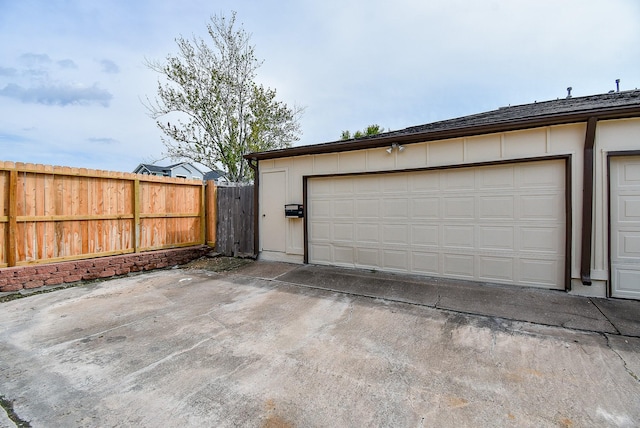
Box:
[1,261,639,427]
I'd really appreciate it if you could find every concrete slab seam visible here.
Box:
[233,273,626,338]
[262,276,442,309]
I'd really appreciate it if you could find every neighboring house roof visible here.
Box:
[245,89,640,161]
[133,162,228,182]
[203,170,228,182]
[133,162,205,177]
[134,163,167,174]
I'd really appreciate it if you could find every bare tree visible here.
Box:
[145,12,303,182]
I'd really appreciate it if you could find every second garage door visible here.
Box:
[610,156,640,299]
[307,159,567,289]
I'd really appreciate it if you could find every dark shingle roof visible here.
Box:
[386,89,640,138]
[246,89,640,161]
[137,164,167,174]
[203,170,227,181]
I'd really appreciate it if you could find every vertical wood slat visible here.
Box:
[0,170,6,266]
[134,179,140,253]
[7,170,17,267]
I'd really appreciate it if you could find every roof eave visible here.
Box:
[244,104,640,161]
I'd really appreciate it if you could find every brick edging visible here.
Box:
[0,246,210,293]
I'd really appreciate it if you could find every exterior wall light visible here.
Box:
[386,143,405,154]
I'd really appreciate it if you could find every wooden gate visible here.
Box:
[214,185,254,256]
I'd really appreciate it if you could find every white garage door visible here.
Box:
[308,159,566,289]
[610,156,640,299]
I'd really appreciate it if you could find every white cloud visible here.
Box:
[57,59,78,69]
[100,59,120,74]
[0,82,112,106]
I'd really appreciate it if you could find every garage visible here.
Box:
[610,155,640,299]
[307,159,568,289]
[247,90,640,299]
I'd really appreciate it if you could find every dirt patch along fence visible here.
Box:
[0,161,206,268]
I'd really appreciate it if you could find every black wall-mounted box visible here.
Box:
[285,204,304,218]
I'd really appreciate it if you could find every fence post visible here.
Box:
[133,179,140,253]
[199,183,206,245]
[205,181,217,247]
[7,170,17,267]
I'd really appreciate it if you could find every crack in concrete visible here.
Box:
[589,298,621,335]
[603,334,640,384]
[434,294,441,309]
[0,395,31,427]
[124,337,214,381]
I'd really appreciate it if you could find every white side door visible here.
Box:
[260,171,287,253]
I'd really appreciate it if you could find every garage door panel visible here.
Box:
[312,180,334,195]
[333,223,354,242]
[356,199,379,217]
[308,159,565,290]
[412,252,439,274]
[478,256,514,282]
[519,258,561,286]
[383,249,409,270]
[520,162,564,188]
[356,247,379,267]
[382,199,409,218]
[333,246,355,264]
[444,197,474,218]
[411,225,439,246]
[443,169,474,191]
[354,176,380,193]
[332,179,354,195]
[382,225,409,244]
[617,197,640,221]
[479,226,514,250]
[310,222,331,241]
[616,231,640,258]
[443,253,474,278]
[412,198,440,218]
[520,227,564,253]
[311,200,332,218]
[409,173,440,192]
[520,194,564,220]
[356,224,379,243]
[334,200,354,218]
[443,225,474,248]
[310,244,331,263]
[621,162,640,183]
[382,174,408,192]
[616,269,640,292]
[479,166,515,189]
[480,197,515,219]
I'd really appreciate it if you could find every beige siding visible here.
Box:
[258,118,640,297]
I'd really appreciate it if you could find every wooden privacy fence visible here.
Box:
[0,161,205,267]
[214,185,254,256]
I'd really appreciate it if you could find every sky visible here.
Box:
[1,0,639,173]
